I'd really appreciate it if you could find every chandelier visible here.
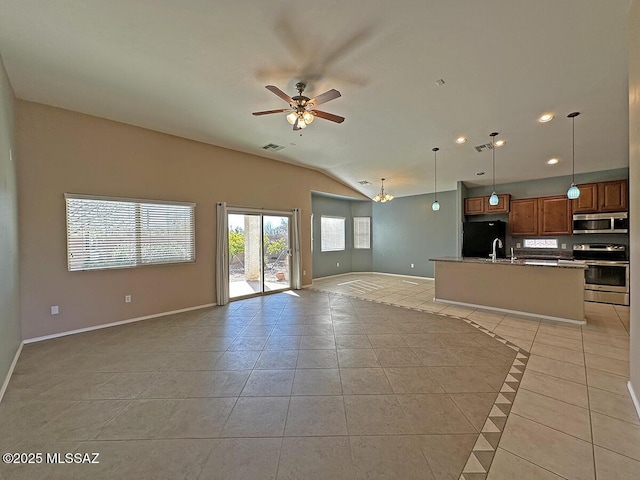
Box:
[373,178,394,203]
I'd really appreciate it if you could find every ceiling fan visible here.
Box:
[252,82,344,131]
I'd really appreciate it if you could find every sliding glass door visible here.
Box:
[228,212,290,299]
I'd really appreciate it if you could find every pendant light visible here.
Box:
[431,147,440,211]
[372,178,394,203]
[567,112,581,200]
[488,132,499,206]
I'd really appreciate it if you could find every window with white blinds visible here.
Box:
[353,217,371,249]
[65,194,195,272]
[320,216,345,252]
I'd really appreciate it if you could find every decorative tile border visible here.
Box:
[308,283,531,480]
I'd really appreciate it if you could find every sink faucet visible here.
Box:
[490,238,503,261]
[511,247,517,261]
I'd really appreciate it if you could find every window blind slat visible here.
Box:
[66,195,195,272]
[353,217,371,249]
[320,216,345,252]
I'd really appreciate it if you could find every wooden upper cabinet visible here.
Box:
[571,183,598,213]
[598,180,627,212]
[571,179,628,213]
[538,196,572,236]
[486,194,511,214]
[509,198,539,236]
[464,194,510,215]
[464,197,485,215]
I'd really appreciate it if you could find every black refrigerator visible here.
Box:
[462,220,506,258]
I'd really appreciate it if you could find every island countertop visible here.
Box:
[430,257,586,324]
[430,257,587,269]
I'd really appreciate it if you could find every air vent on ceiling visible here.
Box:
[358,180,372,185]
[262,143,285,152]
[474,143,494,153]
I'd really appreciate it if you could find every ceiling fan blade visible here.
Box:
[311,110,345,123]
[252,109,291,116]
[265,85,293,104]
[307,89,341,108]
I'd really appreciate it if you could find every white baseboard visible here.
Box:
[24,303,217,344]
[628,381,640,421]
[312,271,434,283]
[0,341,24,404]
[433,298,587,325]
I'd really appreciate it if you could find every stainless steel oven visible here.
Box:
[573,244,629,306]
[572,212,628,234]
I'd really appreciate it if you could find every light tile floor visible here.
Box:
[311,273,638,480]
[0,273,636,479]
[1,285,520,480]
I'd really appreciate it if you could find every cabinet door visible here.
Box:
[509,198,538,236]
[464,197,486,215]
[598,180,628,211]
[539,196,572,235]
[571,183,598,213]
[486,194,511,213]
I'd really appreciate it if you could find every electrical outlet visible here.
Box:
[51,305,59,315]
[125,295,132,303]
[561,243,567,250]
[303,270,306,276]
[336,262,340,267]
[516,243,521,248]
[411,263,415,268]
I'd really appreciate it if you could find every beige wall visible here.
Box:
[0,54,21,390]
[628,0,640,404]
[17,101,366,339]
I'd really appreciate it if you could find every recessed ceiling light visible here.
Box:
[495,139,506,147]
[547,158,559,165]
[539,113,554,123]
[456,136,467,144]
[476,172,485,176]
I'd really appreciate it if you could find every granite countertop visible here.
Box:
[430,257,588,269]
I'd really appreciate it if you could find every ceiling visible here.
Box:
[0,0,632,198]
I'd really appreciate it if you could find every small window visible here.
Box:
[523,239,558,249]
[321,216,345,252]
[353,217,371,249]
[65,194,195,271]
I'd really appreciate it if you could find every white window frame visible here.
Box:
[320,215,346,252]
[523,238,559,249]
[353,216,371,249]
[65,193,195,272]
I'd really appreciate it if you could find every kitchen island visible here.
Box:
[430,257,587,324]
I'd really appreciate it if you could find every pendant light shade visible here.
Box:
[431,147,440,211]
[567,112,581,200]
[372,178,394,203]
[488,132,499,206]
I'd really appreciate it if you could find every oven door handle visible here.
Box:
[583,260,629,266]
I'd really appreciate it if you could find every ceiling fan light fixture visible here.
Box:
[286,112,297,124]
[302,111,314,124]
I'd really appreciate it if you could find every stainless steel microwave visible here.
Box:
[572,212,628,234]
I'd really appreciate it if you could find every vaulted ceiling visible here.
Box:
[0,0,631,198]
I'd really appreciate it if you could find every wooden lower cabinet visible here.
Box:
[509,198,538,236]
[538,196,572,235]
